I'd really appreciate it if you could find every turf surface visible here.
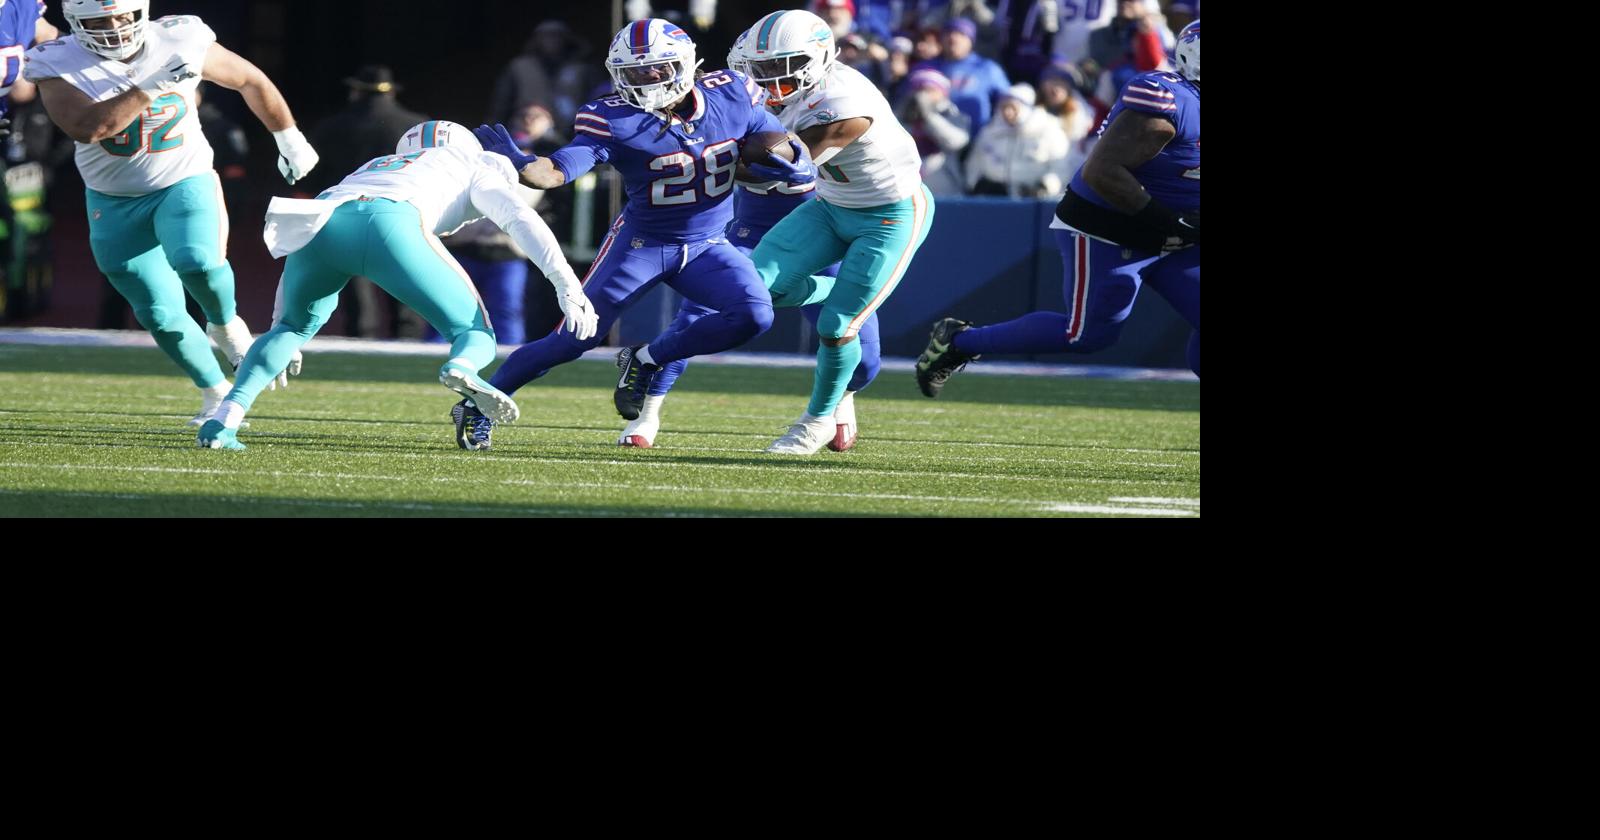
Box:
[0,345,1199,517]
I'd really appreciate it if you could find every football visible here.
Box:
[736,131,797,182]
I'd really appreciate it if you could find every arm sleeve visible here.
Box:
[469,164,581,289]
[547,129,610,183]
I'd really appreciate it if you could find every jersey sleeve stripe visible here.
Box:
[575,113,610,124]
[1126,84,1175,98]
[574,124,613,138]
[1122,95,1178,110]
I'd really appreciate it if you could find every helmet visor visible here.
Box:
[621,60,684,87]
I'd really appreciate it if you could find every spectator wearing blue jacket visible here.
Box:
[916,18,1011,133]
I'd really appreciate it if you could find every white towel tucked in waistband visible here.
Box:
[262,195,357,259]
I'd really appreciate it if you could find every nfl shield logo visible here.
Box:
[631,238,644,249]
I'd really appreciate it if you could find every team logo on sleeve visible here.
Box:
[813,109,837,123]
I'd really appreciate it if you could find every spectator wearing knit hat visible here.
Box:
[966,82,1072,198]
[895,68,972,197]
[915,17,1012,132]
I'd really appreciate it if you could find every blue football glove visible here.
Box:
[473,123,540,172]
[747,139,817,186]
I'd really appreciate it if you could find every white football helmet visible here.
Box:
[63,0,150,61]
[1175,19,1199,82]
[396,120,483,155]
[606,18,702,112]
[739,9,837,106]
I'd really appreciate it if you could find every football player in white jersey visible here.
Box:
[25,0,320,425]
[734,9,935,455]
[196,121,597,452]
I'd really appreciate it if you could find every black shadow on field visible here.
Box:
[0,490,878,519]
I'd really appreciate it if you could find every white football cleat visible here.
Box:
[206,316,255,369]
[187,383,246,427]
[618,414,660,448]
[828,391,858,452]
[440,364,520,424]
[765,412,835,455]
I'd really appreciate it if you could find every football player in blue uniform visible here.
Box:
[461,17,816,449]
[616,37,883,452]
[915,19,1200,394]
[0,0,57,137]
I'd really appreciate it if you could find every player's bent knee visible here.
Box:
[137,303,183,332]
[745,300,775,335]
[722,300,774,340]
[167,245,220,275]
[819,333,857,348]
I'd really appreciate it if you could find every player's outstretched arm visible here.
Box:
[202,42,318,184]
[469,169,596,340]
[473,123,568,189]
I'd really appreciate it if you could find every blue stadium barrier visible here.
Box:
[617,197,1192,367]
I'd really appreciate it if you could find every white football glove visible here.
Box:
[267,350,303,391]
[272,127,320,185]
[137,55,199,96]
[557,289,599,341]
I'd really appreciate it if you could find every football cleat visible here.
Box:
[187,385,244,427]
[440,363,519,424]
[618,412,660,448]
[613,345,660,421]
[828,391,858,452]
[915,317,980,398]
[196,419,245,451]
[765,412,835,455]
[451,399,495,451]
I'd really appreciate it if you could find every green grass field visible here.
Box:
[0,344,1199,517]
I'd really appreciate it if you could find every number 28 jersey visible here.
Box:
[25,14,215,197]
[548,69,785,244]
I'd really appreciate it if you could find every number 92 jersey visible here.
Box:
[548,69,786,244]
[24,14,216,197]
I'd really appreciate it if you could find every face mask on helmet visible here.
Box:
[612,57,694,111]
[747,54,814,105]
[65,0,150,61]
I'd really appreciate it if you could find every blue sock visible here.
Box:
[489,332,585,395]
[649,359,689,396]
[956,312,1072,355]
